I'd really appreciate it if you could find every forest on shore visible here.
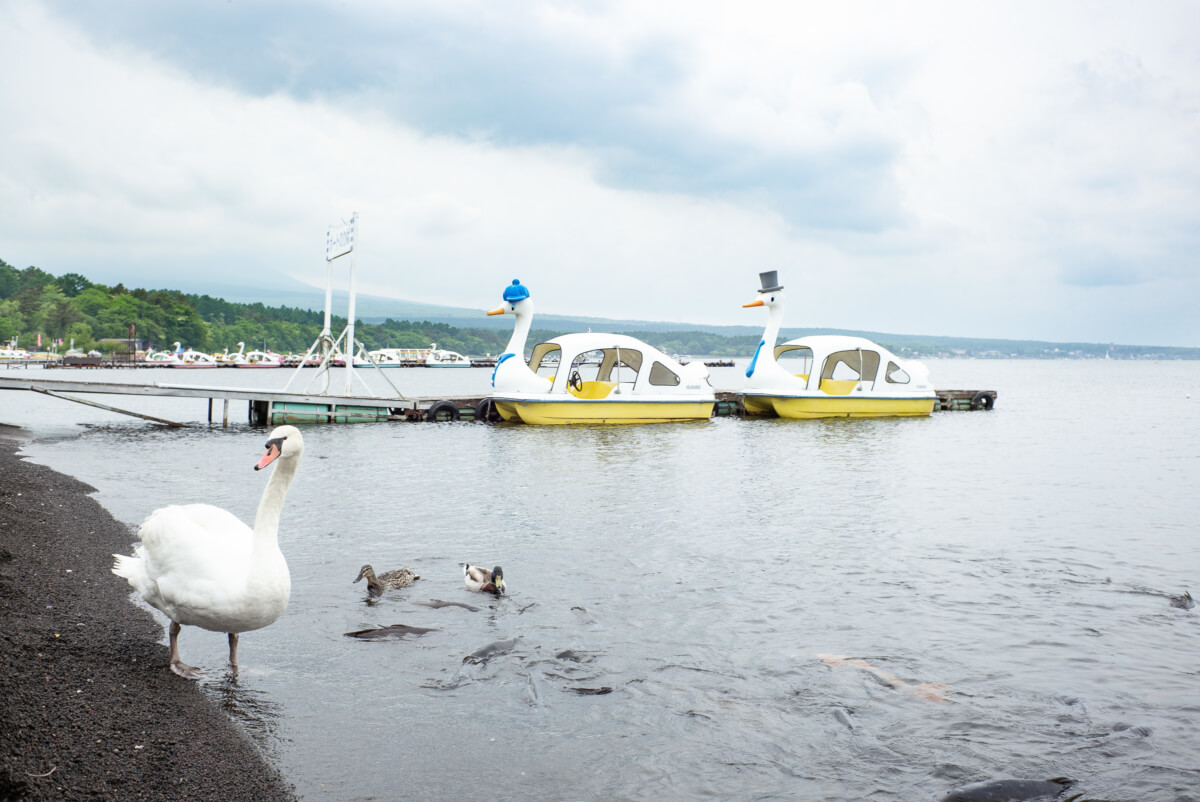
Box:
[0,258,769,358]
[0,259,539,357]
[3,259,1197,360]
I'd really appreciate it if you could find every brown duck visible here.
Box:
[354,564,420,597]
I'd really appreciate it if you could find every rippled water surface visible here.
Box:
[6,360,1200,800]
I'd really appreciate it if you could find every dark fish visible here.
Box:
[555,649,594,663]
[832,707,856,731]
[939,777,1074,802]
[344,624,437,640]
[463,638,518,664]
[412,599,481,612]
[569,687,613,695]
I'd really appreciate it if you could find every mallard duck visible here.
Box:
[463,564,505,595]
[112,425,304,679]
[354,564,419,597]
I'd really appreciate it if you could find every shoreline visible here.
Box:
[0,431,296,801]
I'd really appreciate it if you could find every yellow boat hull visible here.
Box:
[493,399,714,425]
[744,394,934,419]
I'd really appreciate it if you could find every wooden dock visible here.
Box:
[0,375,995,426]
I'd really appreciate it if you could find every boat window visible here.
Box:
[885,361,910,384]
[597,347,642,383]
[648,361,680,386]
[774,345,813,379]
[528,343,562,377]
[821,350,881,382]
[570,349,605,381]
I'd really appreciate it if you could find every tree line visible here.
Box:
[5,258,1194,360]
[0,259,536,356]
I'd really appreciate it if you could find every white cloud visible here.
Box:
[2,0,1199,345]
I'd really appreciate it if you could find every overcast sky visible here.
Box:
[2,1,1197,345]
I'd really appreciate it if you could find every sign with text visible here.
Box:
[325,217,356,261]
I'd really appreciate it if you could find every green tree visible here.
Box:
[44,297,85,339]
[64,322,96,351]
[56,272,92,297]
[0,261,18,299]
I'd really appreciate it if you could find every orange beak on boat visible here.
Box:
[486,305,507,316]
[742,299,764,308]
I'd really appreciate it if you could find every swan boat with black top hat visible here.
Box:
[741,271,936,418]
[485,279,716,425]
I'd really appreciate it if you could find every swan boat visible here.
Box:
[741,271,935,418]
[486,279,715,425]
[218,342,247,366]
[174,348,220,368]
[236,349,284,368]
[424,344,472,368]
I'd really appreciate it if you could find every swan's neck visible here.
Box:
[761,298,784,355]
[252,456,298,555]
[502,301,533,358]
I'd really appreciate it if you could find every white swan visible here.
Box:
[112,425,304,679]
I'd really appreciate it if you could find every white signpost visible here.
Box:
[284,213,404,401]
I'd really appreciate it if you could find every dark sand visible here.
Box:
[0,431,296,801]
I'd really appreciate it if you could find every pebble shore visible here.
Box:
[0,429,295,801]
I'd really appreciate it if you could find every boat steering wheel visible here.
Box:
[569,371,583,392]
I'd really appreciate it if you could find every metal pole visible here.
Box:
[344,212,359,396]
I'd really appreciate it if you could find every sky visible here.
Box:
[1,0,1198,346]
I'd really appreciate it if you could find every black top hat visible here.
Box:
[757,270,783,292]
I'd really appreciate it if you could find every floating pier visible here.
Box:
[0,375,996,426]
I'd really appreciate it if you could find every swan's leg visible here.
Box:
[168,621,203,680]
[227,633,240,673]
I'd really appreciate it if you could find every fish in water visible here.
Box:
[463,638,518,664]
[344,624,437,640]
[569,687,613,695]
[938,777,1074,802]
[413,599,481,612]
[818,654,948,703]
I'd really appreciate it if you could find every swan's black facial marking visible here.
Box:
[264,436,287,452]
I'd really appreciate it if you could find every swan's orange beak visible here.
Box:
[486,305,507,316]
[743,299,764,308]
[255,442,281,471]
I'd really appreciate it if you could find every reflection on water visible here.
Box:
[209,674,287,758]
[8,360,1200,800]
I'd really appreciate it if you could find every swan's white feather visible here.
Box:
[112,428,301,638]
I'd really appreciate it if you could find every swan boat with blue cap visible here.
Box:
[741,271,936,418]
[485,280,716,425]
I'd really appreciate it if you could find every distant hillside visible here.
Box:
[4,261,1197,360]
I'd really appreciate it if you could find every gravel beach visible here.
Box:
[0,429,296,801]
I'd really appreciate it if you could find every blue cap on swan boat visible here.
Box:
[503,279,530,302]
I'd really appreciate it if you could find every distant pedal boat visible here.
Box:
[236,350,284,368]
[485,279,716,425]
[172,348,220,368]
[740,271,935,418]
[424,344,472,368]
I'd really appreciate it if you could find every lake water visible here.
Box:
[4,359,1199,801]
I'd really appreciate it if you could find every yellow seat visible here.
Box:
[819,379,858,396]
[568,380,617,399]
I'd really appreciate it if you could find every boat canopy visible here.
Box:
[524,333,709,396]
[772,335,928,392]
